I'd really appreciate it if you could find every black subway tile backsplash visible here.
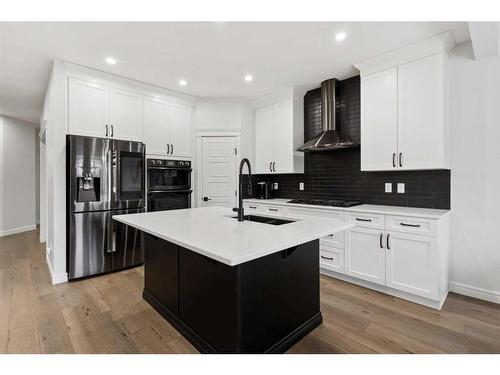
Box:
[251,75,450,210]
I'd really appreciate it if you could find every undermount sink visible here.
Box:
[231,214,295,226]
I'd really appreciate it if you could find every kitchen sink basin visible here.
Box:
[231,214,295,225]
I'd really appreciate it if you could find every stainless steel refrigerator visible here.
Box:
[66,135,146,280]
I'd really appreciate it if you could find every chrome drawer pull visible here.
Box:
[355,218,372,222]
[321,255,334,261]
[400,223,421,228]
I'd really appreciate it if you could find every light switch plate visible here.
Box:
[273,183,278,190]
[385,183,392,193]
[397,183,405,194]
[299,182,304,191]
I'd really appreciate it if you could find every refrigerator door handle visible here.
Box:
[112,149,118,206]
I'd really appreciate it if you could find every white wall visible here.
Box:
[0,115,37,236]
[195,98,254,162]
[449,41,500,302]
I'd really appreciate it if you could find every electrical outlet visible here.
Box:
[385,183,392,193]
[397,183,405,194]
[299,182,304,191]
[273,182,278,190]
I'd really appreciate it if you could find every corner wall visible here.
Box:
[448,41,500,303]
[0,115,38,236]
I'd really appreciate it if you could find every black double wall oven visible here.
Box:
[147,159,192,212]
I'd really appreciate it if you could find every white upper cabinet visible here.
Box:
[143,97,170,155]
[68,78,109,138]
[169,102,193,158]
[143,98,194,158]
[254,105,274,173]
[356,32,453,171]
[397,54,446,170]
[109,88,143,141]
[361,68,398,171]
[253,88,305,174]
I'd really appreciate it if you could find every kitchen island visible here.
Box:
[114,206,353,353]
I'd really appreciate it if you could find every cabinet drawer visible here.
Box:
[243,202,263,212]
[288,207,344,221]
[386,215,437,236]
[320,232,345,248]
[347,211,385,229]
[320,245,344,274]
[263,204,288,216]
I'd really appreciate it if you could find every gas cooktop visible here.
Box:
[287,198,362,208]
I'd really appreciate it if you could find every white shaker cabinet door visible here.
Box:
[385,231,439,299]
[68,78,109,137]
[397,54,444,170]
[143,97,170,156]
[360,68,398,171]
[272,100,293,173]
[169,103,193,158]
[109,87,143,142]
[254,105,274,174]
[345,227,386,285]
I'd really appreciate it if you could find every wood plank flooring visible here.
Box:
[1,229,499,354]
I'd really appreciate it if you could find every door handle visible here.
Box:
[320,255,334,261]
[110,125,114,138]
[272,162,276,172]
[268,208,278,212]
[202,197,211,202]
[171,144,174,155]
[400,222,421,228]
[166,144,170,154]
[399,152,403,167]
[386,233,391,250]
[392,152,396,168]
[355,217,372,222]
[379,233,384,248]
[269,162,272,172]
[105,124,109,137]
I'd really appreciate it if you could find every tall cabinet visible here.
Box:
[253,88,305,174]
[356,31,454,171]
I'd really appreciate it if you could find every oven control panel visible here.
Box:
[147,159,191,169]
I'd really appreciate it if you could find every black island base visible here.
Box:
[143,233,322,353]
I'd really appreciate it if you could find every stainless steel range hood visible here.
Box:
[298,78,358,152]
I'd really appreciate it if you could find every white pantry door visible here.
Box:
[200,136,238,208]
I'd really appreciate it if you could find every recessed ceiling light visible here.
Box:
[105,57,117,65]
[335,31,346,42]
[244,74,253,82]
[179,79,187,86]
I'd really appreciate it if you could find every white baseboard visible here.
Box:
[0,224,37,237]
[45,247,68,285]
[449,281,500,304]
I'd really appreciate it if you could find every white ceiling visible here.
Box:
[0,22,470,123]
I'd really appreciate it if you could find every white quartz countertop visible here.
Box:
[244,198,449,219]
[113,206,354,266]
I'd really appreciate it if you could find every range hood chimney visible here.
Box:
[298,78,357,152]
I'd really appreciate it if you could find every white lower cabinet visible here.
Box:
[243,199,449,310]
[385,231,438,299]
[345,227,386,286]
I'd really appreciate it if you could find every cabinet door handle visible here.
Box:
[392,152,396,168]
[269,162,272,172]
[110,125,114,137]
[171,144,174,155]
[249,205,257,209]
[273,162,276,172]
[399,152,403,167]
[386,233,391,250]
[355,218,372,222]
[105,124,108,137]
[166,144,170,154]
[321,255,334,261]
[268,208,278,212]
[400,222,421,228]
[379,233,384,248]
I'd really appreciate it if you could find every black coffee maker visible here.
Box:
[255,182,274,199]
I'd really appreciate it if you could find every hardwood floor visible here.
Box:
[1,229,499,354]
